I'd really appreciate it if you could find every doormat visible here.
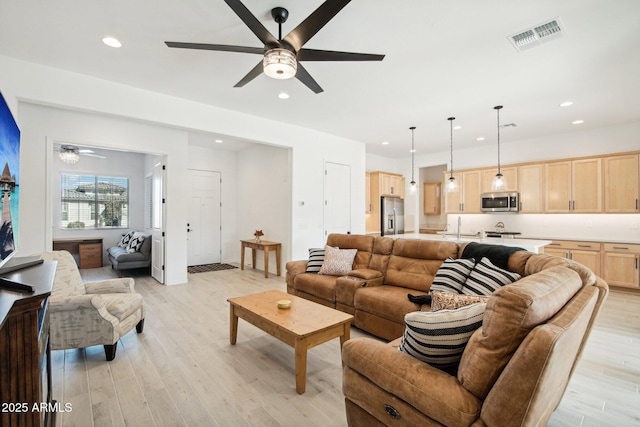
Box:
[187,263,238,274]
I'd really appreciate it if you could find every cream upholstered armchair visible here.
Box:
[40,251,145,361]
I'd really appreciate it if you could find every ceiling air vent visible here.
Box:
[508,18,564,52]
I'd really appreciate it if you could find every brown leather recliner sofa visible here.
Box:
[286,233,609,426]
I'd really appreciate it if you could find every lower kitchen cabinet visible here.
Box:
[602,243,640,289]
[544,240,602,277]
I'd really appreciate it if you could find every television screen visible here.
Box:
[0,92,20,269]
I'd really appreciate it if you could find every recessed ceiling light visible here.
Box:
[453,125,462,130]
[560,101,573,107]
[409,149,416,153]
[572,120,584,125]
[382,141,389,145]
[215,139,223,143]
[476,137,485,141]
[278,92,290,99]
[102,36,122,48]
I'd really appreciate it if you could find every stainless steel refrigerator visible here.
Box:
[380,196,404,236]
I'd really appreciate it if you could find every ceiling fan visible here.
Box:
[165,0,385,94]
[57,145,106,164]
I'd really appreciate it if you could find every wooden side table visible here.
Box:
[240,239,281,278]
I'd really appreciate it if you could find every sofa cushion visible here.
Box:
[305,248,325,273]
[102,293,144,321]
[399,303,486,368]
[293,273,339,303]
[326,233,375,270]
[108,246,148,262]
[126,232,146,253]
[430,291,489,311]
[430,258,476,294]
[319,245,357,276]
[355,285,424,325]
[40,251,87,297]
[457,265,583,399]
[462,257,521,296]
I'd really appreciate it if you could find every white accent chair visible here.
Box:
[40,251,145,360]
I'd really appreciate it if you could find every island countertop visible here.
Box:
[388,233,552,254]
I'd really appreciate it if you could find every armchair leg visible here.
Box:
[104,343,118,361]
[136,319,145,333]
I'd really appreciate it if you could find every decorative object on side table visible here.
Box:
[254,229,264,243]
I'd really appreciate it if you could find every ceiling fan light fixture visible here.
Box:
[59,145,80,165]
[263,49,297,80]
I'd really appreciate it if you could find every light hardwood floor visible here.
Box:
[51,266,640,426]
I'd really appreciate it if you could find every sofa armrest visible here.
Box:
[84,278,136,294]
[286,260,309,287]
[342,338,481,427]
[347,268,384,281]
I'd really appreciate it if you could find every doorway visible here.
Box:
[324,162,351,236]
[187,169,222,266]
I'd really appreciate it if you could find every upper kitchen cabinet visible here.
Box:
[481,167,518,193]
[517,164,544,213]
[423,182,441,215]
[444,170,481,213]
[604,153,639,213]
[544,158,602,213]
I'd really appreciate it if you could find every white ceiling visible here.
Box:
[1,0,639,158]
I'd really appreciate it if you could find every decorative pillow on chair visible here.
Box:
[399,303,486,368]
[430,291,489,311]
[118,231,135,248]
[462,257,521,296]
[318,245,357,276]
[429,258,476,294]
[305,248,325,273]
[126,232,146,254]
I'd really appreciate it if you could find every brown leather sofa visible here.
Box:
[286,234,609,426]
[341,251,608,426]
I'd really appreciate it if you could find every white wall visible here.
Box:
[1,55,367,278]
[236,144,291,274]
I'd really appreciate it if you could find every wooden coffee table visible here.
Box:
[227,290,353,394]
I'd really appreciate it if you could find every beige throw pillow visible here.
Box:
[430,291,489,311]
[318,245,357,276]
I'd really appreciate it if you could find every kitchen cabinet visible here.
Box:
[423,182,441,215]
[517,164,544,213]
[481,166,518,193]
[544,240,602,277]
[602,243,640,288]
[366,171,405,233]
[544,158,602,213]
[603,154,639,213]
[444,170,481,213]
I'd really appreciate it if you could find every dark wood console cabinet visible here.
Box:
[0,261,57,427]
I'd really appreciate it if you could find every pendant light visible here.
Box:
[409,126,417,194]
[446,117,459,192]
[491,105,508,191]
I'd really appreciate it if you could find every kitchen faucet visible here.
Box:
[457,216,462,240]
[495,221,505,232]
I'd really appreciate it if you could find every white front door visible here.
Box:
[324,162,351,236]
[151,159,165,283]
[187,170,222,266]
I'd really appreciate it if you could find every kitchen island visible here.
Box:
[392,233,552,253]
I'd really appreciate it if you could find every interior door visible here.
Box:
[151,159,165,283]
[324,162,351,236]
[187,170,221,266]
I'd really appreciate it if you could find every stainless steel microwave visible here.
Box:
[481,192,519,212]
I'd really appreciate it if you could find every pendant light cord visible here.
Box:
[448,117,455,179]
[410,126,416,183]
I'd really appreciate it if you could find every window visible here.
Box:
[61,174,129,229]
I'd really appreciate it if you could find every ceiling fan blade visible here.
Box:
[165,41,264,55]
[297,48,385,62]
[295,63,324,94]
[234,61,264,87]
[224,0,278,46]
[283,0,351,52]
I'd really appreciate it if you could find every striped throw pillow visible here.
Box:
[430,258,476,294]
[399,303,486,368]
[305,248,325,273]
[462,257,521,296]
